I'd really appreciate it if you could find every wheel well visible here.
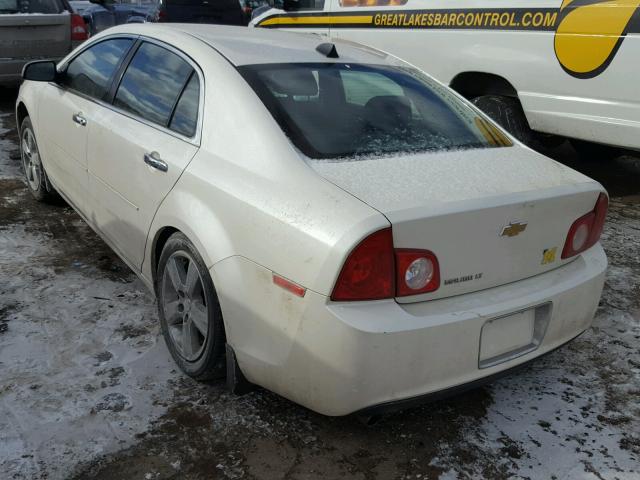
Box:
[16,103,29,131]
[152,227,179,282]
[449,72,518,100]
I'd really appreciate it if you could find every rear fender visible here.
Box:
[142,179,235,288]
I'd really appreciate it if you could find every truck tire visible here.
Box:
[471,95,533,146]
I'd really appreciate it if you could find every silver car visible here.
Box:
[0,0,88,85]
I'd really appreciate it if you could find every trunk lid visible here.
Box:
[0,13,71,60]
[309,146,604,302]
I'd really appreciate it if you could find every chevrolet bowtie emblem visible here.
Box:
[501,222,528,237]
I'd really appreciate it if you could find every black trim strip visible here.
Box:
[106,39,142,105]
[167,69,195,129]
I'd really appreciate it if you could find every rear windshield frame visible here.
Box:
[239,62,512,160]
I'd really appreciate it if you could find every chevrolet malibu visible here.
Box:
[17,24,608,416]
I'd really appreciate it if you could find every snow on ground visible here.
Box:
[0,95,639,480]
[0,105,180,479]
[0,112,22,180]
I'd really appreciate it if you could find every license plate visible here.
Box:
[479,308,536,367]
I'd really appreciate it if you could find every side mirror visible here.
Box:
[22,61,57,82]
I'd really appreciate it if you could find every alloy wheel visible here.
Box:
[21,127,42,192]
[161,251,210,362]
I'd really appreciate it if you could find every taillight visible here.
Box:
[331,228,441,301]
[158,8,167,22]
[330,228,395,301]
[71,14,88,42]
[561,193,608,259]
[395,249,440,296]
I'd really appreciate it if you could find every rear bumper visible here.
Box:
[221,245,607,416]
[355,329,582,417]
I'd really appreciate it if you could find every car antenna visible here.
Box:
[316,43,339,58]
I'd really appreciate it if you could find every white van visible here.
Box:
[250,0,640,153]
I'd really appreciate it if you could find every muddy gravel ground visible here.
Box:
[0,87,639,480]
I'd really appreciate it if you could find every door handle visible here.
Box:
[144,152,168,172]
[72,112,86,126]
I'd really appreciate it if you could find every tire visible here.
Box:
[156,232,226,380]
[471,95,534,145]
[20,117,59,203]
[570,139,619,161]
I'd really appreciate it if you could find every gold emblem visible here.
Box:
[542,247,557,265]
[500,222,527,237]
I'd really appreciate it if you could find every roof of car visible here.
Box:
[108,24,396,66]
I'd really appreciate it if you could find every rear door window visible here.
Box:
[62,39,134,100]
[114,42,194,129]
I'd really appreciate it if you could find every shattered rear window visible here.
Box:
[239,62,511,159]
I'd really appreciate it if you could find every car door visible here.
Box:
[37,37,135,210]
[86,40,201,269]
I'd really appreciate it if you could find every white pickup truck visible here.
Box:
[0,0,88,85]
[251,0,640,153]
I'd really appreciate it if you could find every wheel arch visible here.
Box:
[449,72,519,100]
[144,191,237,291]
[150,226,180,285]
[16,102,29,131]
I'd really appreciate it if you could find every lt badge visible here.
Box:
[542,247,557,265]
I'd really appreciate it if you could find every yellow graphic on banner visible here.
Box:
[554,0,640,77]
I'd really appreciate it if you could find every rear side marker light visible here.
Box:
[561,193,608,259]
[273,274,306,297]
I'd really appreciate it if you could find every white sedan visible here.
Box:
[17,24,608,416]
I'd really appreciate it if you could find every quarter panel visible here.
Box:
[147,151,386,296]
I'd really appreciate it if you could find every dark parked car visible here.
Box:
[157,0,246,25]
[78,0,159,35]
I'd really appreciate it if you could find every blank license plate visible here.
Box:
[479,309,535,365]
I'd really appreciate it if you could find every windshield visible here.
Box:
[239,63,511,159]
[0,0,64,13]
